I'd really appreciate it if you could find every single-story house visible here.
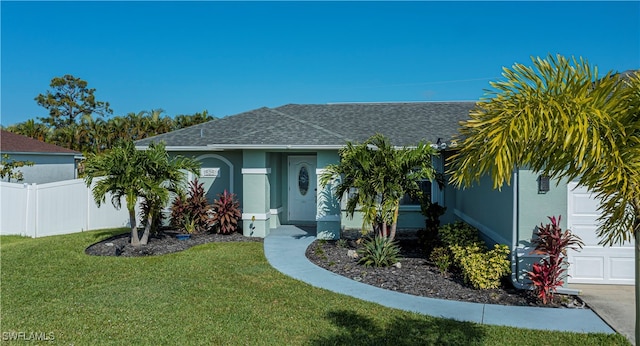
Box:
[0,130,82,184]
[135,102,631,285]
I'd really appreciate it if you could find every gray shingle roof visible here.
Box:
[135,102,475,149]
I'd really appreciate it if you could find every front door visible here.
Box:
[288,156,317,222]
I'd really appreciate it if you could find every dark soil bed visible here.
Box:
[85,229,262,257]
[305,233,587,309]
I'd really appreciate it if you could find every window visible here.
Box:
[298,165,309,196]
[399,179,431,205]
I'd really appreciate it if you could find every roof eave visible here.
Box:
[0,150,81,156]
[136,144,346,151]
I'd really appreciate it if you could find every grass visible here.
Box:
[0,229,630,345]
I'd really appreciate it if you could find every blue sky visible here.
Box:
[1,1,638,126]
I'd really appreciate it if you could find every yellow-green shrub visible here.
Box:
[438,221,481,248]
[429,246,452,273]
[451,243,511,289]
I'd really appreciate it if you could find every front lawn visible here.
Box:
[0,229,629,345]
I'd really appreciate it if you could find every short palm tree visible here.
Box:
[320,133,437,240]
[84,140,200,246]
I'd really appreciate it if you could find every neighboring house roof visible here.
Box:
[0,130,80,155]
[135,102,476,150]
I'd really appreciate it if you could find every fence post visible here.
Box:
[25,183,37,238]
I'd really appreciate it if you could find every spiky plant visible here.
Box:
[357,236,402,267]
[170,179,211,234]
[210,190,241,234]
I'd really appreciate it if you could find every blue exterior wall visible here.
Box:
[516,169,568,245]
[3,153,77,184]
[178,151,243,206]
[453,173,514,245]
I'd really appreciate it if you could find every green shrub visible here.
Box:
[429,246,452,274]
[357,236,401,267]
[451,243,510,289]
[438,221,482,248]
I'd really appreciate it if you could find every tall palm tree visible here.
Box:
[84,140,200,246]
[320,134,437,240]
[448,55,640,340]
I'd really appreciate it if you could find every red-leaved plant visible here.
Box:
[527,215,584,304]
[210,190,241,234]
[170,179,211,234]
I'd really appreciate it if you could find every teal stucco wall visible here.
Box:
[516,169,568,245]
[453,174,514,245]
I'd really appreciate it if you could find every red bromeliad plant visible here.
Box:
[210,190,241,234]
[527,215,584,304]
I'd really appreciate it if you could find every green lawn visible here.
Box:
[0,229,630,345]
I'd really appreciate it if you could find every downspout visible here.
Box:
[510,168,530,290]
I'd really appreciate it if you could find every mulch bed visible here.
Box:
[305,233,587,309]
[85,229,262,257]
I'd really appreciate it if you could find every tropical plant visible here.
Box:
[527,216,584,304]
[437,221,482,249]
[417,199,446,254]
[0,154,34,183]
[429,246,452,274]
[210,189,242,234]
[139,193,166,235]
[84,140,199,246]
[451,243,511,290]
[448,54,640,337]
[320,133,437,240]
[170,179,211,234]
[357,236,402,267]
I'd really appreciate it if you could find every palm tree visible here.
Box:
[448,54,640,340]
[9,119,50,141]
[84,140,200,246]
[137,141,201,244]
[320,134,437,240]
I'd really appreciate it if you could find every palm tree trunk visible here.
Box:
[381,223,388,238]
[140,212,153,245]
[129,208,141,246]
[389,199,400,241]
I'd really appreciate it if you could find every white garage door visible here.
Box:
[566,182,634,285]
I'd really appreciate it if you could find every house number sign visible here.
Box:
[200,167,220,178]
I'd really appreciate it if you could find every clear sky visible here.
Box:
[1,1,638,126]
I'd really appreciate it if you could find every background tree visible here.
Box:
[320,133,437,241]
[7,119,50,141]
[174,110,214,129]
[35,74,113,129]
[448,55,640,340]
[83,140,199,246]
[0,154,34,182]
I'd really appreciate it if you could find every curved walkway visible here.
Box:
[263,225,614,334]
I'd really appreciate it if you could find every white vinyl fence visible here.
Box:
[1,178,135,238]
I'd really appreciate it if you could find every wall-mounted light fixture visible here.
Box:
[538,175,550,194]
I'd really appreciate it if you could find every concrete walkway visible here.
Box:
[569,284,635,344]
[263,225,614,334]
